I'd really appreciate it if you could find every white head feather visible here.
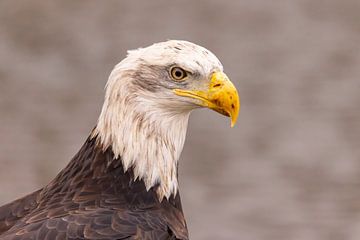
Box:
[92,40,223,200]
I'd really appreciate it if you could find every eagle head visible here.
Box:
[92,40,240,200]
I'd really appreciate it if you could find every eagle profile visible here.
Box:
[0,40,240,240]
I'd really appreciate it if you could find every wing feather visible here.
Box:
[0,190,41,235]
[1,208,185,240]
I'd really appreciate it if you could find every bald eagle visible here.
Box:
[0,40,239,240]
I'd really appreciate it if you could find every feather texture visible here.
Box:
[0,137,188,240]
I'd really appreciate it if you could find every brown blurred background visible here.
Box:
[0,1,360,239]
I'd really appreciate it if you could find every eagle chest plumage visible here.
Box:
[0,137,188,240]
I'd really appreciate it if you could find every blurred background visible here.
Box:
[0,0,360,239]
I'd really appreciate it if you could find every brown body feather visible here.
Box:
[0,137,188,240]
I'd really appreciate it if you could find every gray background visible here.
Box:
[0,1,360,239]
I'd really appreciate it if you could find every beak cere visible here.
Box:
[173,71,240,127]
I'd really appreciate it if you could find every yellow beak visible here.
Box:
[173,71,240,127]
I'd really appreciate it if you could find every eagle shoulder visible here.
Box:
[0,138,188,240]
[0,206,188,240]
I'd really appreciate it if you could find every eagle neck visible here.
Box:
[41,138,184,209]
[91,67,191,200]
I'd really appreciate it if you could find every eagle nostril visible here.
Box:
[213,83,222,88]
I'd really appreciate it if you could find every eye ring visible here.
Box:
[170,67,188,81]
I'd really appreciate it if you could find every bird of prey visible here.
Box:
[0,40,240,240]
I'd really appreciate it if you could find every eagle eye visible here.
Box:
[170,67,187,81]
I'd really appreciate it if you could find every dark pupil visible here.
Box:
[175,69,183,78]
